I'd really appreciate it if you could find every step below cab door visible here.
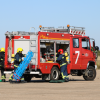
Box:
[71,37,81,69]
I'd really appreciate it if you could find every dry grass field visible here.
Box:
[96,56,100,69]
[0,69,100,100]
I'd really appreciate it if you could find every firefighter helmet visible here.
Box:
[0,48,5,52]
[58,49,63,54]
[17,48,23,53]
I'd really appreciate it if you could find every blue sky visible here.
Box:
[0,0,100,49]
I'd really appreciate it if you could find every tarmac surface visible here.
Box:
[0,70,100,100]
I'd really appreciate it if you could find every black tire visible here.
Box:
[24,74,32,82]
[50,67,60,80]
[83,66,96,81]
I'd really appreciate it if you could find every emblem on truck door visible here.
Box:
[85,53,88,57]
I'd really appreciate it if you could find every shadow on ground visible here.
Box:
[5,79,86,84]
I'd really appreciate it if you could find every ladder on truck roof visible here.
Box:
[40,26,85,36]
[5,31,38,70]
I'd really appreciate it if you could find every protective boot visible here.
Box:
[65,78,69,82]
[9,79,13,83]
[1,75,6,82]
[2,79,5,82]
[21,77,27,83]
[20,80,27,83]
[9,73,13,83]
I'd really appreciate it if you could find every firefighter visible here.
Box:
[56,49,69,82]
[0,48,6,82]
[9,47,26,82]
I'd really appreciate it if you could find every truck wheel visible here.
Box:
[83,66,96,81]
[50,67,60,80]
[24,74,32,82]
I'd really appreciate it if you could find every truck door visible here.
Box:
[81,38,92,69]
[72,37,81,69]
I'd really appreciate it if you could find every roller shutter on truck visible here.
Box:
[5,32,38,66]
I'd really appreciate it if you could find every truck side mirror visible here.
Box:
[93,41,95,48]
[95,46,99,51]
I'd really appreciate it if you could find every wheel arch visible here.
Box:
[51,65,60,72]
[87,61,95,69]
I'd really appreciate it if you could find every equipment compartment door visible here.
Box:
[72,37,81,69]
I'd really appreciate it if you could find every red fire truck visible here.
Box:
[4,25,99,82]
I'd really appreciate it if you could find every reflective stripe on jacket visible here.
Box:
[1,75,6,79]
[14,64,18,67]
[61,72,69,79]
